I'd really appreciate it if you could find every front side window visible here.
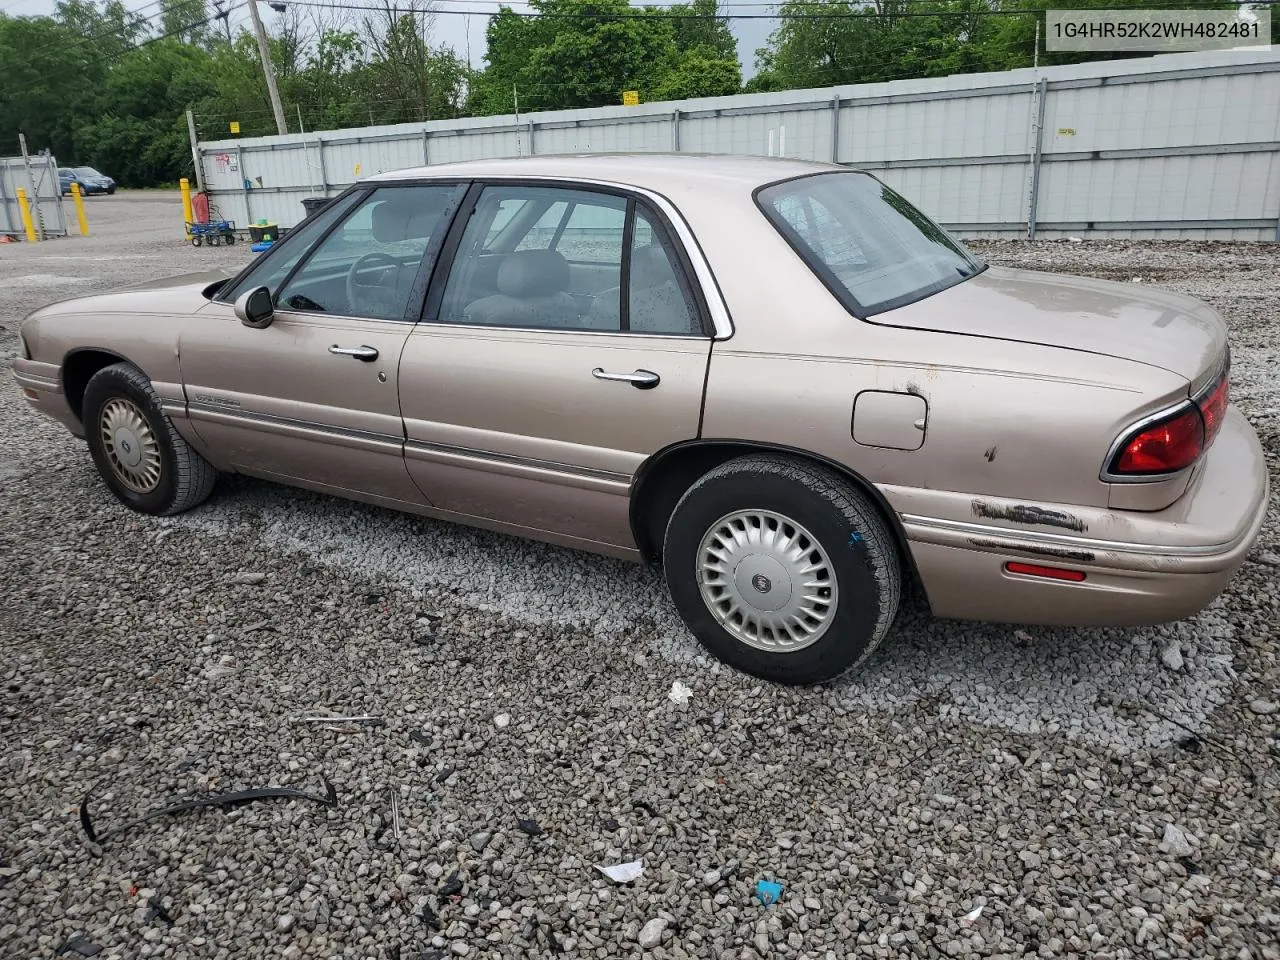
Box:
[757,171,984,317]
[221,190,364,303]
[436,184,701,335]
[275,184,465,320]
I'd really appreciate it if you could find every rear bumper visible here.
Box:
[893,406,1269,626]
[12,358,83,437]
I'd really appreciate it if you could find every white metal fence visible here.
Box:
[0,152,67,239]
[197,49,1280,240]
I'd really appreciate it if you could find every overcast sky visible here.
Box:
[2,0,774,76]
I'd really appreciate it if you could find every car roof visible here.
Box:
[366,153,847,193]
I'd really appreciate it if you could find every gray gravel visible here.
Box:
[1,196,1278,959]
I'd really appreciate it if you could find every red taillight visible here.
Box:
[1196,373,1229,446]
[1005,562,1086,582]
[1111,404,1204,476]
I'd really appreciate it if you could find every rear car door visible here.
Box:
[179,182,466,507]
[399,181,714,553]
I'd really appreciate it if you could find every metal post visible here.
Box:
[18,133,44,240]
[317,139,328,195]
[16,188,37,242]
[528,121,536,156]
[186,110,206,193]
[1026,77,1047,240]
[0,164,11,235]
[830,95,841,163]
[513,86,522,157]
[672,109,681,151]
[297,104,306,134]
[422,129,430,166]
[246,0,288,136]
[71,182,89,236]
[42,152,67,236]
[181,177,194,235]
[238,146,252,226]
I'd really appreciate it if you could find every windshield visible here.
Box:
[74,167,102,177]
[756,171,984,317]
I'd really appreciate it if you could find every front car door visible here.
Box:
[179,181,466,508]
[399,181,715,556]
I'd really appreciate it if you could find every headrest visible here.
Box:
[497,249,571,298]
[371,197,447,243]
[631,244,675,291]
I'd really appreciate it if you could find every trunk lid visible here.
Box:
[876,265,1226,386]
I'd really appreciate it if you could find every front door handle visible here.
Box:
[592,367,660,390]
[329,344,379,362]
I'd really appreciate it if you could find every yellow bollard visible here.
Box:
[70,182,89,236]
[16,187,37,242]
[180,177,194,237]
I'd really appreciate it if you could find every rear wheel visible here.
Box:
[83,363,217,515]
[663,455,901,684]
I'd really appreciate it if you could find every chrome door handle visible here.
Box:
[329,344,379,362]
[591,367,660,390]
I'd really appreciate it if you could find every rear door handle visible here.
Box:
[592,367,660,390]
[329,344,379,362]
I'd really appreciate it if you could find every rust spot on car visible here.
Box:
[971,499,1087,533]
[904,381,924,397]
[984,446,998,462]
[968,538,1095,563]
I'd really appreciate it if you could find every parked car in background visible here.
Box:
[58,167,116,196]
[13,155,1269,685]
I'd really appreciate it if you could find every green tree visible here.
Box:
[472,0,739,114]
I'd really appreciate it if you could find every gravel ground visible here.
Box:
[1,194,1278,959]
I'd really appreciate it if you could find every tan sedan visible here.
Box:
[14,155,1269,683]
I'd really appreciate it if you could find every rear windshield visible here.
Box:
[756,171,984,317]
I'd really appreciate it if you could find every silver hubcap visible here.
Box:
[696,509,838,653]
[100,397,161,493]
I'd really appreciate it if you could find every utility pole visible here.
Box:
[246,0,288,135]
[186,109,206,192]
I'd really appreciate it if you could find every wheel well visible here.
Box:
[61,349,127,422]
[629,441,924,594]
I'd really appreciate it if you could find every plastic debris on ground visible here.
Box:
[199,655,237,680]
[960,904,984,927]
[668,681,693,706]
[78,777,338,847]
[595,860,644,883]
[755,879,784,905]
[517,817,544,836]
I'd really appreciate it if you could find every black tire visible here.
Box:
[191,236,202,247]
[107,186,116,195]
[83,362,217,516]
[223,233,236,245]
[663,455,901,685]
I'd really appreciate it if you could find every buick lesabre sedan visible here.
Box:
[14,155,1268,683]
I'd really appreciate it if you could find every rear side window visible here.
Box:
[756,171,984,317]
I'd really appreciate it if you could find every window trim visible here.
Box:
[752,170,987,321]
[420,177,713,339]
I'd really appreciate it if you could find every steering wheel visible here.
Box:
[345,252,401,315]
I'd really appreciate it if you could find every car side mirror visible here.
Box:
[234,286,274,329]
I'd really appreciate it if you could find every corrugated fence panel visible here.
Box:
[197,50,1280,239]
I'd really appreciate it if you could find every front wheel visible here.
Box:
[663,455,901,685]
[83,363,217,515]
